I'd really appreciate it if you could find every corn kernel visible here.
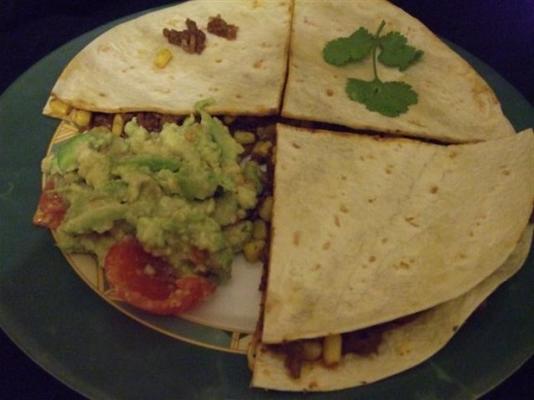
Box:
[302,340,323,361]
[49,98,72,116]
[112,114,124,135]
[323,334,342,366]
[154,48,173,68]
[243,240,265,263]
[234,130,256,145]
[259,196,273,222]
[72,109,92,127]
[252,219,267,240]
[252,141,272,158]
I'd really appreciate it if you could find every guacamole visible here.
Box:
[41,106,263,282]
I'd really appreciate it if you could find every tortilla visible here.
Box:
[43,0,292,118]
[282,0,515,143]
[262,124,534,344]
[251,225,533,391]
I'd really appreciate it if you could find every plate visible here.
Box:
[1,6,533,400]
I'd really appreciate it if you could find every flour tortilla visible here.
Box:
[44,0,292,117]
[262,124,534,344]
[252,225,533,391]
[282,0,514,143]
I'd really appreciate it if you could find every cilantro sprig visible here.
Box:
[323,21,423,117]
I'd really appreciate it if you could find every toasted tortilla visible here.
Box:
[262,124,533,344]
[282,0,514,143]
[44,0,292,118]
[252,225,533,391]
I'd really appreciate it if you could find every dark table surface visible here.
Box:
[1,1,532,399]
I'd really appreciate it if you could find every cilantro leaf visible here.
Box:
[378,32,423,71]
[348,28,376,62]
[345,78,418,117]
[323,38,354,66]
[323,27,375,66]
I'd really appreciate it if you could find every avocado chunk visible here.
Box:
[116,154,181,172]
[54,134,94,172]
[224,221,253,252]
[53,129,114,173]
[177,167,218,200]
[213,192,240,226]
[61,203,128,234]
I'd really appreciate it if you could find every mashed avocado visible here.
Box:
[42,105,263,282]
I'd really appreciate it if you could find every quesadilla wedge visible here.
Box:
[251,225,533,391]
[43,0,292,121]
[263,124,533,344]
[282,0,514,143]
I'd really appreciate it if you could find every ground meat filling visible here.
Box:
[90,112,185,133]
[268,341,307,379]
[163,19,206,54]
[92,113,114,129]
[343,312,423,355]
[207,15,238,40]
[136,112,162,132]
[341,327,385,356]
[271,312,425,379]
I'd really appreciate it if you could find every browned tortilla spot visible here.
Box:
[308,381,319,389]
[293,231,301,246]
[404,216,419,227]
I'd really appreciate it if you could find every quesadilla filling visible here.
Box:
[163,19,206,55]
[162,15,238,56]
[207,15,238,40]
[262,313,421,379]
[34,102,275,315]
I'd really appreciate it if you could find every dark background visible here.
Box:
[1,1,532,399]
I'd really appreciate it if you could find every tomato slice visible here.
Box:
[33,180,67,229]
[104,237,215,315]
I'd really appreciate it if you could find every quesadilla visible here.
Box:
[251,225,533,391]
[282,0,515,143]
[263,124,533,344]
[43,0,292,120]
[33,0,533,391]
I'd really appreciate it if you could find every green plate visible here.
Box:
[1,8,533,400]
